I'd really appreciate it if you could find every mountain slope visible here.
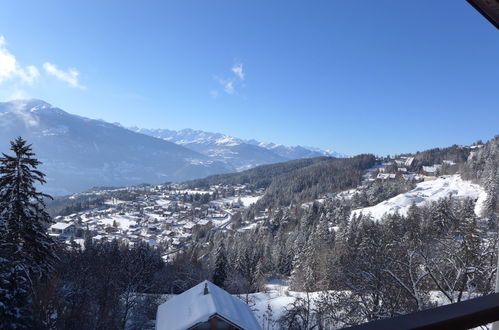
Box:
[0,100,232,195]
[351,175,487,219]
[129,127,346,170]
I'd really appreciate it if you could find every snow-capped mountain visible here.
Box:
[130,127,346,170]
[246,140,347,159]
[0,100,231,195]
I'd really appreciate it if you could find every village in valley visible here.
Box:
[48,144,485,261]
[48,183,266,258]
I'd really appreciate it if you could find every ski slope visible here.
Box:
[351,175,487,220]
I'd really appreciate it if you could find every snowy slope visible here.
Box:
[129,127,288,171]
[0,99,232,195]
[249,141,348,159]
[129,127,346,171]
[351,175,487,220]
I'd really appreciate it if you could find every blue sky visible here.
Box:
[0,0,497,156]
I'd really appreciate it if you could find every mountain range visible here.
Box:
[0,100,230,195]
[129,127,346,171]
[0,99,345,195]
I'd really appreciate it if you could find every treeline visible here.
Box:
[182,195,497,328]
[350,179,416,208]
[0,138,191,329]
[257,154,375,208]
[33,240,165,329]
[409,144,470,170]
[175,137,499,328]
[46,194,108,216]
[462,136,499,218]
[184,156,334,189]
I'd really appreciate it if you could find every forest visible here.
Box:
[0,136,497,329]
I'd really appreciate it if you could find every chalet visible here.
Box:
[49,222,77,238]
[148,225,161,234]
[183,222,197,233]
[209,213,227,219]
[404,157,415,167]
[376,173,396,181]
[402,173,418,181]
[422,165,441,176]
[164,230,175,237]
[156,280,261,330]
[171,238,181,248]
[197,219,213,226]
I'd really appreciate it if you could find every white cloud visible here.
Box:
[0,35,39,85]
[231,63,245,80]
[215,77,236,95]
[223,79,235,94]
[213,62,246,96]
[43,62,84,89]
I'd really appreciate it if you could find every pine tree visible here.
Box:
[0,137,57,328]
[212,241,227,287]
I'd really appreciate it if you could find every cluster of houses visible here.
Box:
[48,183,264,256]
[363,144,484,185]
[363,154,465,184]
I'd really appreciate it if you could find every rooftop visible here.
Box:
[156,280,261,330]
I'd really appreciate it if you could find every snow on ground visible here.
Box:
[99,215,137,230]
[237,222,259,232]
[155,281,486,329]
[351,175,487,220]
[155,199,170,206]
[248,283,484,328]
[239,195,262,206]
[212,195,262,208]
[175,189,212,195]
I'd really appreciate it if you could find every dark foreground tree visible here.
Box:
[212,241,228,287]
[0,137,56,328]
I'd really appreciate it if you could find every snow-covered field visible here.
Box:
[351,175,487,220]
[248,283,484,328]
[99,214,137,230]
[249,281,318,325]
[212,195,262,208]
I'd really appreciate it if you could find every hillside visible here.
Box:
[351,175,488,220]
[38,136,498,329]
[0,99,231,195]
[184,156,334,189]
[129,127,346,171]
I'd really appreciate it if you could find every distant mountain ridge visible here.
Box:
[0,99,231,195]
[129,127,347,170]
[0,99,346,195]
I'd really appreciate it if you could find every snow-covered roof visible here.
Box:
[50,222,73,230]
[156,280,261,330]
[377,173,396,180]
[422,165,441,173]
[404,157,415,167]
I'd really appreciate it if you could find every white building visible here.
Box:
[156,280,261,330]
[49,222,76,238]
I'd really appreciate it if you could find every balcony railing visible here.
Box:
[346,292,499,330]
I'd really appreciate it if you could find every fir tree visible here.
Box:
[212,241,227,287]
[0,137,57,328]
